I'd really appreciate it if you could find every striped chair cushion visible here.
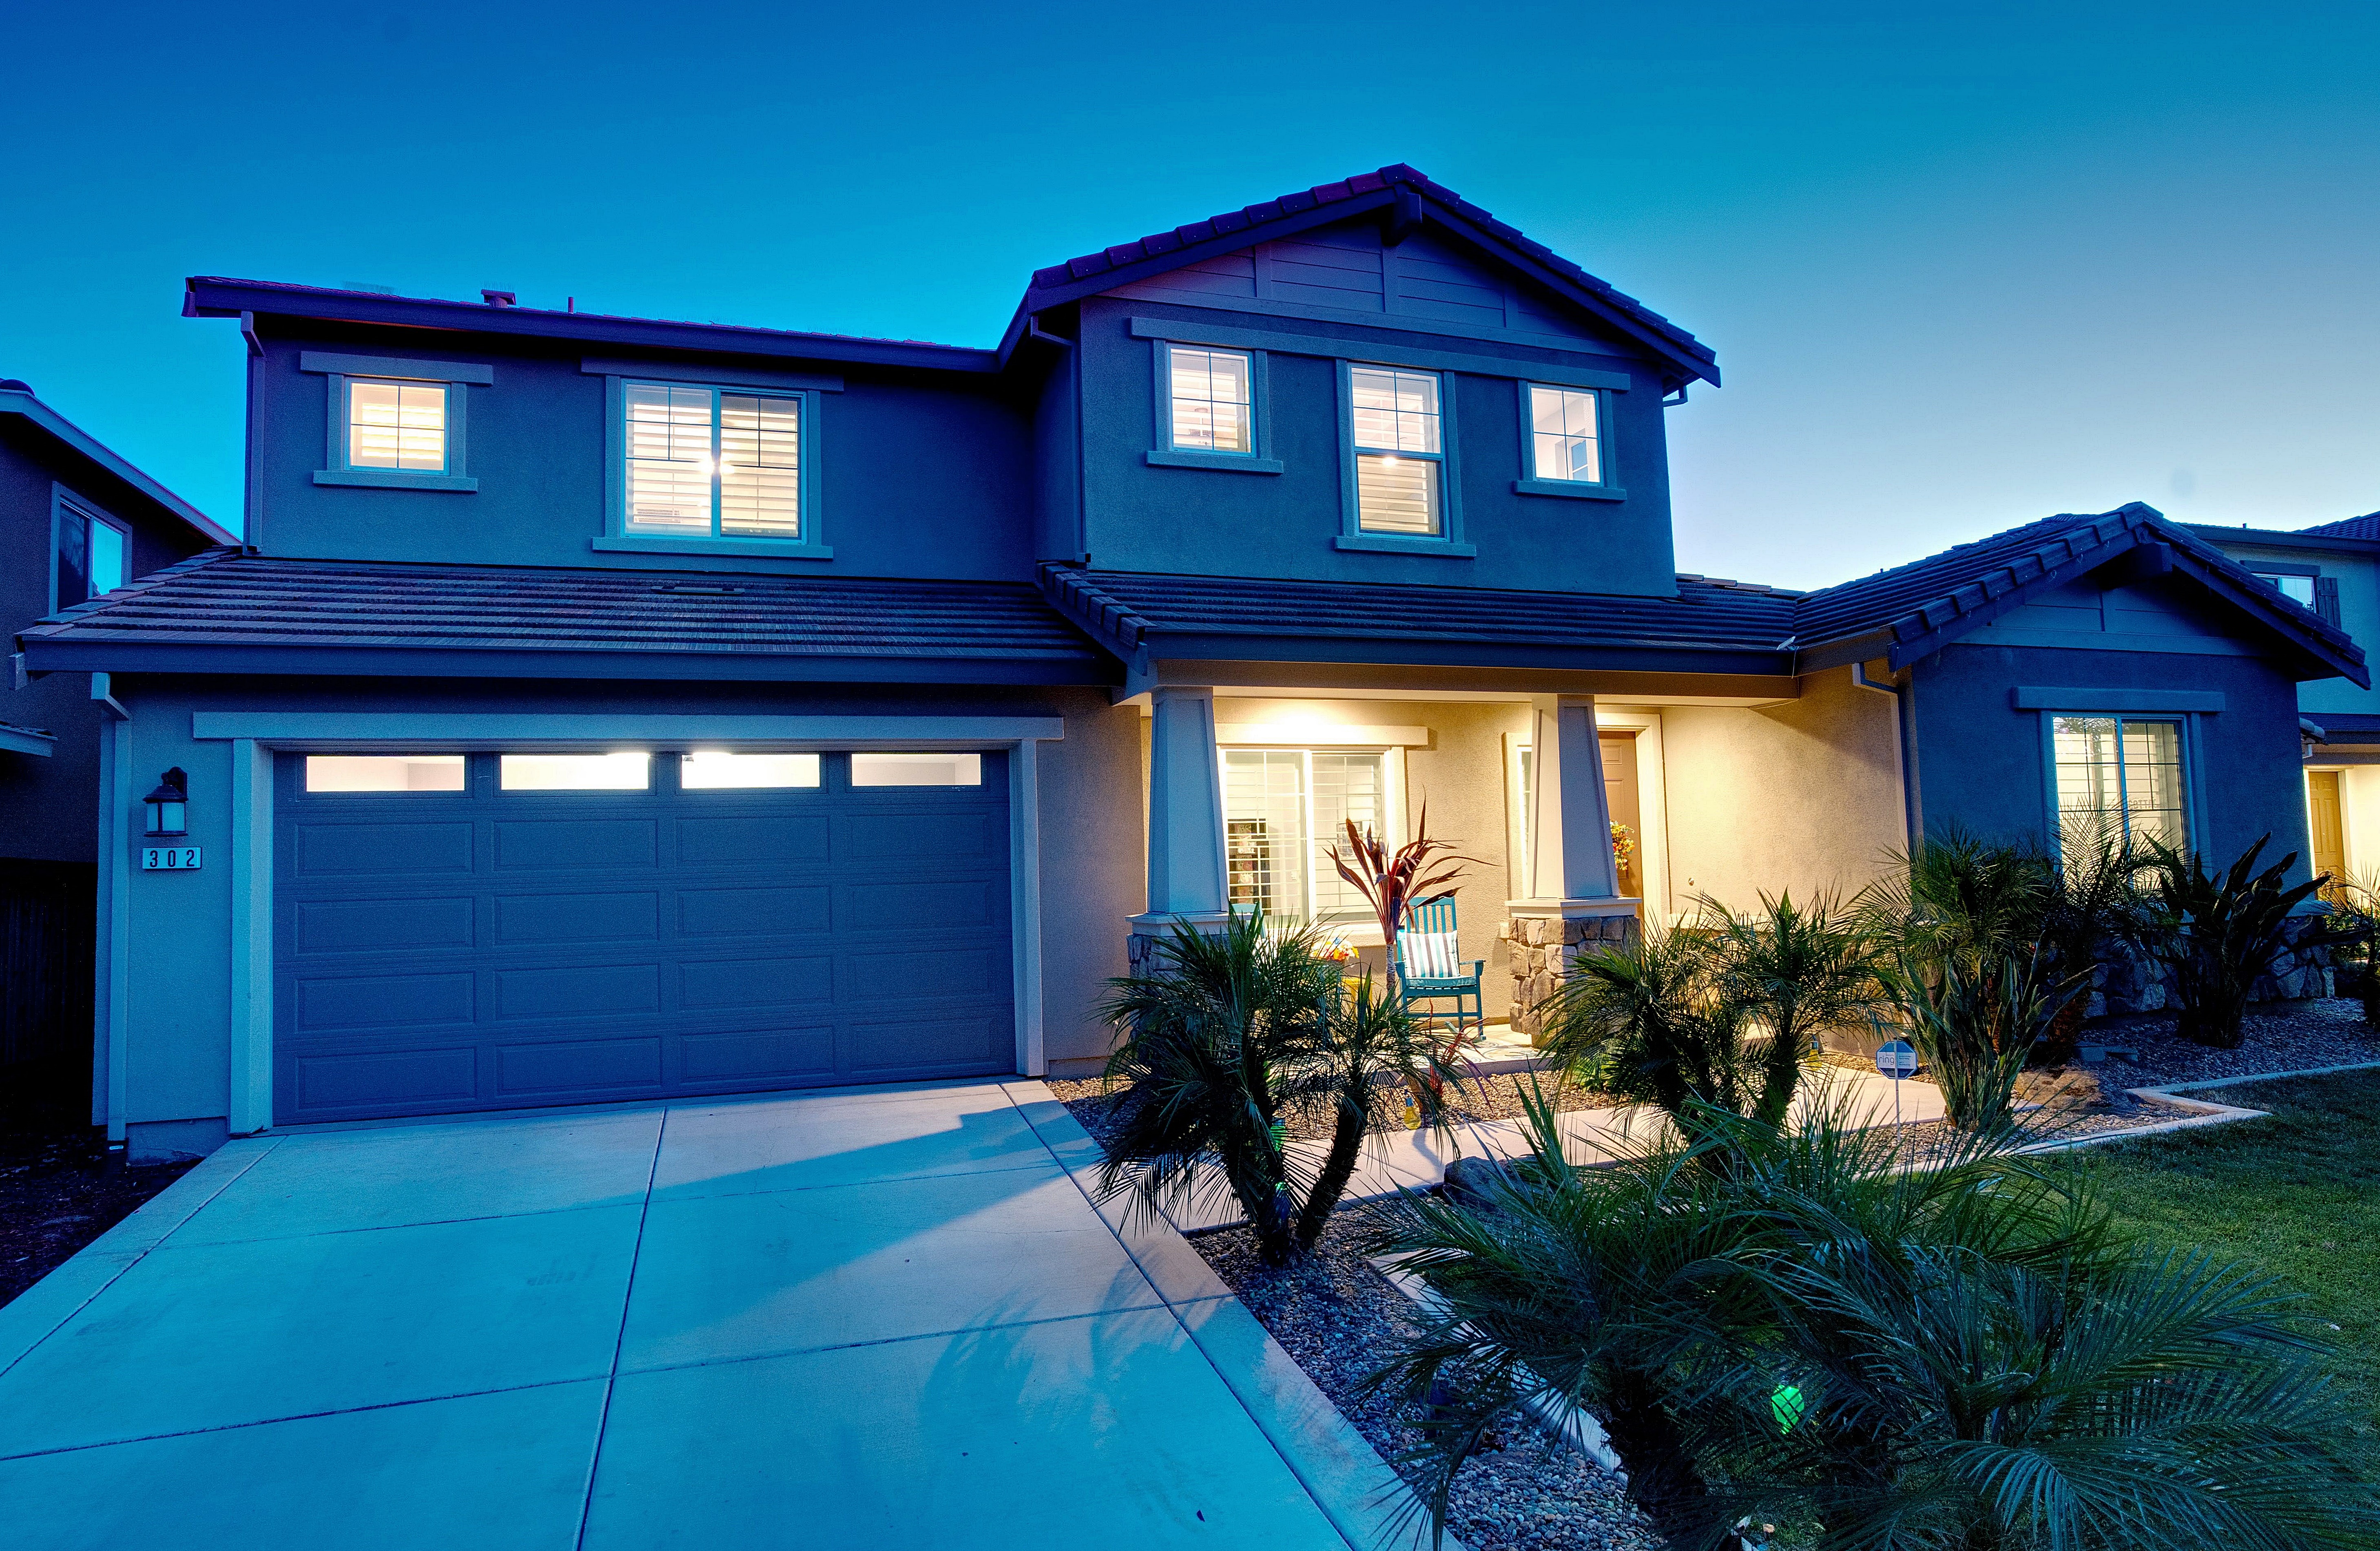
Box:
[1399,930,1462,980]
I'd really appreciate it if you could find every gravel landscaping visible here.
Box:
[1196,1211,1660,1551]
[2080,997,2380,1088]
[1,1121,191,1308]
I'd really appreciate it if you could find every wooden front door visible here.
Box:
[2307,769,2347,898]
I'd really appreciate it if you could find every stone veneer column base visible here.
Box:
[1125,912,1237,978]
[1503,899,1641,1044]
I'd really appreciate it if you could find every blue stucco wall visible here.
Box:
[246,324,1038,581]
[1073,292,1681,595]
[1906,643,2313,882]
[2205,536,2380,718]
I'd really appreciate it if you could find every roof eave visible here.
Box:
[185,279,1002,376]
[0,390,235,544]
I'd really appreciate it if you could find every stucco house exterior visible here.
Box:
[2,381,234,1113]
[13,166,2361,1162]
[2194,514,2380,891]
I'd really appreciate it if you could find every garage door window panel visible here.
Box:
[849,752,983,787]
[681,752,822,789]
[500,753,652,790]
[305,756,466,793]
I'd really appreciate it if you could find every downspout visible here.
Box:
[1851,660,1919,849]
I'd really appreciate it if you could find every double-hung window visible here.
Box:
[1349,366,1445,536]
[2052,715,2188,856]
[1222,748,1389,925]
[52,489,128,611]
[1145,339,1280,473]
[625,384,803,539]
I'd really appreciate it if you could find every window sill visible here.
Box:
[1334,533,1477,558]
[592,535,835,560]
[314,469,478,493]
[1145,449,1284,475]
[1513,478,1627,501]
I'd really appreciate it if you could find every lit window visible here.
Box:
[625,384,802,540]
[499,753,651,791]
[1527,384,1602,484]
[348,380,449,472]
[680,752,822,789]
[1350,367,1442,535]
[2053,717,2186,856]
[1223,748,1386,923]
[53,493,128,610]
[306,756,466,793]
[850,752,982,787]
[1167,347,1253,454]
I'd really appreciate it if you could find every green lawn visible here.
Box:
[2060,1069,2380,1441]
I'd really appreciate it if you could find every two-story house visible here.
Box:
[16,166,2360,1162]
[2,381,233,1117]
[2192,515,2380,891]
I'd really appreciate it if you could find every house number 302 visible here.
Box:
[140,847,201,870]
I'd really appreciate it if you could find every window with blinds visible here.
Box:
[2052,716,2187,856]
[348,380,448,472]
[625,383,803,540]
[1167,346,1253,454]
[1349,366,1442,535]
[1222,748,1387,923]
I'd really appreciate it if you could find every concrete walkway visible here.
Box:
[0,1081,1421,1551]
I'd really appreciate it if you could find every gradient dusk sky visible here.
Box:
[3,1,2374,589]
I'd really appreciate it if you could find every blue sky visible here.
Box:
[3,1,2374,589]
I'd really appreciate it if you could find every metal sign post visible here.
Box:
[1873,1038,1919,1140]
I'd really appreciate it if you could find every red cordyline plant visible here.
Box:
[1330,806,1481,1102]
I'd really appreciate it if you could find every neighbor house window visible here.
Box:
[1166,346,1253,454]
[1349,367,1443,535]
[1223,748,1387,923]
[347,379,449,472]
[625,383,804,540]
[1526,384,1602,484]
[2052,716,2187,855]
[2253,571,2316,609]
[53,491,128,611]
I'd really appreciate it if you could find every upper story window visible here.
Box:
[1515,381,1626,501]
[1349,367,1443,536]
[2246,566,2340,626]
[348,380,448,472]
[1167,347,1252,454]
[300,352,489,493]
[2256,571,2316,608]
[53,489,128,611]
[2052,715,2187,857]
[624,384,804,541]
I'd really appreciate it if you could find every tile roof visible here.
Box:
[2297,511,2380,541]
[1021,164,1717,379]
[1787,502,2365,681]
[18,550,1109,678]
[1042,565,1798,664]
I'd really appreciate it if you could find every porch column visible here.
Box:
[1506,693,1638,1042]
[1128,685,1232,972]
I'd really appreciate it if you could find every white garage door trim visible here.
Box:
[195,714,1063,1136]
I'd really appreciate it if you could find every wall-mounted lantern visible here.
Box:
[144,768,188,837]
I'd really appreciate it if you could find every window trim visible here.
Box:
[595,374,833,560]
[2036,709,2207,859]
[49,485,131,615]
[1514,380,1627,502]
[1334,360,1474,558]
[300,351,487,493]
[1146,339,1282,474]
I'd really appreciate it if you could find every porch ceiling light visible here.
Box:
[144,767,188,837]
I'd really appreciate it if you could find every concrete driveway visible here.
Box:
[0,1081,1404,1551]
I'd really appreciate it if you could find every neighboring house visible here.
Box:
[1,381,236,1111]
[2192,514,2380,890]
[15,166,2361,1162]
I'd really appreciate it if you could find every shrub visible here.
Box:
[1095,910,1444,1264]
[1873,941,2089,1131]
[1698,889,1884,1127]
[2140,835,2327,1048]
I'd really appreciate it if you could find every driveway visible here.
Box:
[0,1081,1403,1551]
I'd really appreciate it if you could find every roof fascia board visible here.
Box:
[1792,630,1896,675]
[190,712,1065,746]
[187,280,1000,376]
[1880,529,2135,667]
[1139,631,1793,677]
[0,723,56,756]
[2158,538,2371,686]
[0,391,235,544]
[2183,525,2380,556]
[16,639,1116,686]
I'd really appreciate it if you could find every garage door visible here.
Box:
[273,749,1014,1124]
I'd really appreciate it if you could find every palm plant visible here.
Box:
[1698,889,1884,1127]
[2139,835,2327,1048]
[1095,910,1445,1264]
[1536,920,1763,1143]
[2034,814,2155,1063]
[1860,828,2054,972]
[1873,941,2090,1131]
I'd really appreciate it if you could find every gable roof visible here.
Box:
[1041,565,1797,677]
[1789,502,2369,686]
[1009,165,1719,389]
[17,550,1111,686]
[0,381,235,544]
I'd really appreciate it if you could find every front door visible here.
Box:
[2307,769,2347,898]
